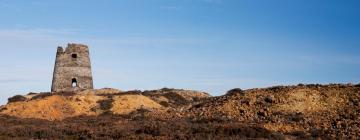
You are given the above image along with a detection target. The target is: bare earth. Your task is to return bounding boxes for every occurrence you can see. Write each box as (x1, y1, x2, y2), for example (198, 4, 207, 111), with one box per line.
(0, 84, 359, 139)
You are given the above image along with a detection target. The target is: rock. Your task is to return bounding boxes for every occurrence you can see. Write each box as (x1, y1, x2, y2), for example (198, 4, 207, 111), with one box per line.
(27, 92, 38, 95)
(257, 110, 267, 117)
(0, 106, 7, 112)
(226, 88, 245, 96)
(289, 113, 304, 122)
(264, 95, 275, 103)
(355, 83, 360, 87)
(8, 95, 27, 103)
(297, 83, 305, 87)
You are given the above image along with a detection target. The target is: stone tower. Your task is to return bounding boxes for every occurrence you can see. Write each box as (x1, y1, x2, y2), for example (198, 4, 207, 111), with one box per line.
(51, 43, 94, 92)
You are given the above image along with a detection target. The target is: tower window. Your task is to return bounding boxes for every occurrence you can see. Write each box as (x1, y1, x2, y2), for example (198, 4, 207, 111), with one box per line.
(72, 54, 77, 59)
(72, 78, 78, 87)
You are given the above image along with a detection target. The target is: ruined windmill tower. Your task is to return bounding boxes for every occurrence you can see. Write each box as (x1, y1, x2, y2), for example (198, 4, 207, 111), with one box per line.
(51, 43, 94, 92)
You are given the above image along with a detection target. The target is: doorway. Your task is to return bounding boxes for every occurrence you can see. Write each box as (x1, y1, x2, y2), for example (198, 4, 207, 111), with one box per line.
(72, 78, 78, 87)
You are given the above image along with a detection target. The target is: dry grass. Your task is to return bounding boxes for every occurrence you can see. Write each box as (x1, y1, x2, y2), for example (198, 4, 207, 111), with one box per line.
(111, 95, 163, 115)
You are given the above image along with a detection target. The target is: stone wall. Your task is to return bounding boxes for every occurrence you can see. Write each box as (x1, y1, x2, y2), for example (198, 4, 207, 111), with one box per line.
(51, 43, 94, 92)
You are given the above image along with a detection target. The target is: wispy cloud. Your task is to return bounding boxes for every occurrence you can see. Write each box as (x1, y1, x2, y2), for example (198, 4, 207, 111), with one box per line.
(0, 28, 79, 49)
(0, 28, 77, 36)
(0, 28, 208, 48)
(0, 79, 24, 83)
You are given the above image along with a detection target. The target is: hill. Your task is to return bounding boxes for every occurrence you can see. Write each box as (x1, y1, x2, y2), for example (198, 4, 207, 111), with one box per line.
(0, 88, 209, 120)
(0, 84, 359, 139)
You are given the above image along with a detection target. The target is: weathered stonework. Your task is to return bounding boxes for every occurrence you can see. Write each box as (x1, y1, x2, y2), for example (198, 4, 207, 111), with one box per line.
(51, 43, 94, 92)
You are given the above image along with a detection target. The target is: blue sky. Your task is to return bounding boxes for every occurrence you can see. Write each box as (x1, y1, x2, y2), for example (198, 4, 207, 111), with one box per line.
(0, 0, 359, 104)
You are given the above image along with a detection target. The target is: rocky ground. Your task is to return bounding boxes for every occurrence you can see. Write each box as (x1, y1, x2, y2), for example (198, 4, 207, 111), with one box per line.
(0, 84, 359, 139)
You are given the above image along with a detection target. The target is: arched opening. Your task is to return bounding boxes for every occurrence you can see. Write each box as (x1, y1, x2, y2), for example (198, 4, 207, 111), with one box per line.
(71, 54, 77, 59)
(72, 78, 78, 87)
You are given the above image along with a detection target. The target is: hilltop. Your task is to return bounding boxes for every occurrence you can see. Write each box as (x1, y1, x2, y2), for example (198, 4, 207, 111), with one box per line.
(0, 88, 209, 120)
(0, 84, 359, 139)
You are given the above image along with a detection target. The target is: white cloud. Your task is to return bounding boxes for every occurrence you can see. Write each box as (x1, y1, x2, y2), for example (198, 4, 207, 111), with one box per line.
(0, 28, 77, 48)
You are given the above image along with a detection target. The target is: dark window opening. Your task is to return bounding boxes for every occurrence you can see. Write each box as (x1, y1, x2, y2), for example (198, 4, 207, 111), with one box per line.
(72, 78, 78, 87)
(72, 54, 77, 59)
